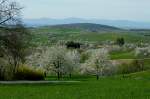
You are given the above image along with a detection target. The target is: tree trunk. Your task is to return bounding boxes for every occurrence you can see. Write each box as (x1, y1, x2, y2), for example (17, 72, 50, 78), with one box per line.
(44, 71, 47, 77)
(57, 72, 60, 80)
(96, 74, 99, 80)
(60, 72, 63, 79)
(69, 73, 72, 79)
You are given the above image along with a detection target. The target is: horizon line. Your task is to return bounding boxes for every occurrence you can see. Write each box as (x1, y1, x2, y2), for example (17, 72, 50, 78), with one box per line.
(22, 17, 150, 23)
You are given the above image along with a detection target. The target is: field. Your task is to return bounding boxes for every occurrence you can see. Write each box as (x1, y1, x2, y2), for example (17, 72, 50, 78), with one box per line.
(30, 24, 150, 45)
(1, 71, 150, 99)
(1, 0, 150, 98)
(1, 23, 150, 99)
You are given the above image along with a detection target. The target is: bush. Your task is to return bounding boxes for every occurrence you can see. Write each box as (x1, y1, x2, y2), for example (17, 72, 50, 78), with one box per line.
(116, 37, 125, 47)
(66, 41, 81, 49)
(117, 59, 144, 74)
(14, 66, 45, 81)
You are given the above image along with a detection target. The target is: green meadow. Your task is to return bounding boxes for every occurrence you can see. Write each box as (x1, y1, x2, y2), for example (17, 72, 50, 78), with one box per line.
(1, 71, 150, 99)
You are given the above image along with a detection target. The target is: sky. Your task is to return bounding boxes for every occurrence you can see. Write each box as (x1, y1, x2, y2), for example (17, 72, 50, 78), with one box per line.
(16, 0, 150, 22)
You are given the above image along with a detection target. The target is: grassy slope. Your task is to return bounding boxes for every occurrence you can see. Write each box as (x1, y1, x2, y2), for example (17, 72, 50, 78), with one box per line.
(110, 50, 136, 59)
(118, 70, 150, 80)
(1, 73, 150, 99)
(71, 32, 150, 43)
(30, 26, 150, 44)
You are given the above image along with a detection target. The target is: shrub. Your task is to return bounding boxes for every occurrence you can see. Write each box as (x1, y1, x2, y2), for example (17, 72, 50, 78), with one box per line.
(14, 66, 44, 81)
(116, 37, 125, 47)
(117, 59, 144, 74)
(66, 41, 81, 49)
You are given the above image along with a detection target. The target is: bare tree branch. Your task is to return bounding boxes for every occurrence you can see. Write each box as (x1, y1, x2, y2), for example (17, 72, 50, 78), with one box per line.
(0, 16, 12, 24)
(0, 0, 7, 5)
(0, 0, 22, 25)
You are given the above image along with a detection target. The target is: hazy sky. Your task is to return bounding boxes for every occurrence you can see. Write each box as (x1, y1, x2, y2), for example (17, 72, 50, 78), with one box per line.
(16, 0, 150, 22)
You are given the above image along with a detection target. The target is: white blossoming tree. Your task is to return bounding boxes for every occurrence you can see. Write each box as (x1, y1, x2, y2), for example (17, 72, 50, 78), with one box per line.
(26, 45, 81, 79)
(81, 48, 114, 80)
(64, 50, 80, 78)
(135, 46, 150, 58)
(41, 46, 67, 79)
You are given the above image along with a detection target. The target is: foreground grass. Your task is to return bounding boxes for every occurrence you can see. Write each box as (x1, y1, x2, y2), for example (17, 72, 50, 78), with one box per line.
(0, 74, 150, 99)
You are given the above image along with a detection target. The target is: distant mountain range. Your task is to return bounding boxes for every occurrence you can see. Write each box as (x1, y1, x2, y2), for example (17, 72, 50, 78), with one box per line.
(48, 23, 122, 32)
(23, 18, 150, 29)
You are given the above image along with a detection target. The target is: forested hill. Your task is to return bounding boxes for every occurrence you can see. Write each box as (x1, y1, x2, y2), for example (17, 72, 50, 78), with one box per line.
(47, 23, 122, 32)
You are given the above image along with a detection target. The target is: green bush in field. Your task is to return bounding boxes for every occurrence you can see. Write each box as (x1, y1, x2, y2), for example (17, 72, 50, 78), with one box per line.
(14, 66, 44, 81)
(116, 37, 125, 47)
(117, 59, 144, 74)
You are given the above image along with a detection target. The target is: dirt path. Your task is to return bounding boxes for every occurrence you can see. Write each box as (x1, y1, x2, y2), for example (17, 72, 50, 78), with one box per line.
(0, 81, 80, 84)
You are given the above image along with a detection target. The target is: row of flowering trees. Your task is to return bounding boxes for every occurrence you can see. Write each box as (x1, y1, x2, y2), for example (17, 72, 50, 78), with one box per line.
(27, 46, 81, 79)
(26, 46, 115, 80)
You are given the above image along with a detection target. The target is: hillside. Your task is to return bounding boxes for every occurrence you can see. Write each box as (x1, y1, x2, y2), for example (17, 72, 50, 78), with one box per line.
(48, 23, 122, 32)
(30, 23, 150, 45)
(23, 18, 150, 29)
